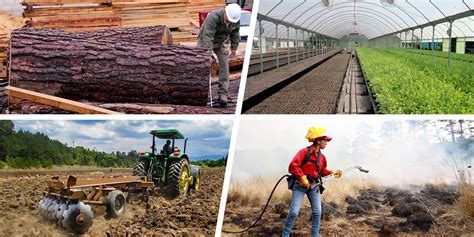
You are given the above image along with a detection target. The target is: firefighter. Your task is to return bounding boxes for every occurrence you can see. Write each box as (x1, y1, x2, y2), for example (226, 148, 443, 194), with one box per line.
(197, 3, 241, 107)
(282, 127, 342, 237)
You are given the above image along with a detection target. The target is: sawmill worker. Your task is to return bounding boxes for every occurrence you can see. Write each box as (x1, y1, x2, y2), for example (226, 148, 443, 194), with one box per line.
(282, 127, 343, 237)
(197, 3, 241, 107)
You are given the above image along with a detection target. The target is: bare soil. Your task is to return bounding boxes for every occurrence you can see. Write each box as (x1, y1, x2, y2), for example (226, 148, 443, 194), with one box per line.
(223, 185, 474, 236)
(0, 167, 225, 236)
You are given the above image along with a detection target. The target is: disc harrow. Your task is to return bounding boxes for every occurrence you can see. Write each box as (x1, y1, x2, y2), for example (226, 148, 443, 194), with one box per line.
(38, 175, 153, 235)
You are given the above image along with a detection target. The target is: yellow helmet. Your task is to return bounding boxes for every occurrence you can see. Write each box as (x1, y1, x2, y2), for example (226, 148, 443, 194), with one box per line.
(305, 127, 332, 142)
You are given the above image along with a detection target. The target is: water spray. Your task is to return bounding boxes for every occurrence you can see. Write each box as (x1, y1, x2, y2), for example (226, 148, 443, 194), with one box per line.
(222, 166, 370, 233)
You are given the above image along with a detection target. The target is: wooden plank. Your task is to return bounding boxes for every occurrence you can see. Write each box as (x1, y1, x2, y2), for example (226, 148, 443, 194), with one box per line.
(24, 6, 115, 17)
(112, 0, 189, 4)
(5, 86, 120, 114)
(22, 0, 112, 6)
(96, 103, 175, 114)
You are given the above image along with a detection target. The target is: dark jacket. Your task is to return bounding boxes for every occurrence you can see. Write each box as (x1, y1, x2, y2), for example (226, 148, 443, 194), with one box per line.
(198, 9, 240, 50)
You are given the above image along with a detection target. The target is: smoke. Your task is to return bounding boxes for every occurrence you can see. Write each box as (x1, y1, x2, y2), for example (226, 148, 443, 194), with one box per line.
(230, 119, 473, 188)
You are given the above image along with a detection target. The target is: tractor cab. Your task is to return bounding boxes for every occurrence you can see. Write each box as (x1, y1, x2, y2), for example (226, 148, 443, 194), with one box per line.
(134, 129, 200, 198)
(138, 129, 188, 160)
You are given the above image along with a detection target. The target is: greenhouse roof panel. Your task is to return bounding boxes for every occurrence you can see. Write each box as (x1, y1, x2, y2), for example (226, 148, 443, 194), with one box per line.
(258, 0, 474, 40)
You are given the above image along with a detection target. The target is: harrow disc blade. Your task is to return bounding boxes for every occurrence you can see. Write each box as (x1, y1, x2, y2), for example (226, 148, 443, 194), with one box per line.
(57, 203, 67, 224)
(62, 202, 93, 235)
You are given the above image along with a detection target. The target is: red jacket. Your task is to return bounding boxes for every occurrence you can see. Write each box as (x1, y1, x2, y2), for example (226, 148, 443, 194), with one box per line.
(288, 145, 332, 179)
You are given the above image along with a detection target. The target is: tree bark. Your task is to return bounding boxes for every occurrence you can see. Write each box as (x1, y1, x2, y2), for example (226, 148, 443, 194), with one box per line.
(9, 28, 211, 106)
(73, 26, 173, 45)
(0, 87, 7, 113)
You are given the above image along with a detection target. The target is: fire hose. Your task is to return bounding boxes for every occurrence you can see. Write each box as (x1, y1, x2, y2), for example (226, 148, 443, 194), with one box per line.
(222, 166, 369, 233)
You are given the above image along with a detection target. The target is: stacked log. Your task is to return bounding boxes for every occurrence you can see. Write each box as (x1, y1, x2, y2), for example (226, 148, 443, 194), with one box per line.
(71, 26, 172, 45)
(9, 28, 211, 106)
(0, 87, 7, 113)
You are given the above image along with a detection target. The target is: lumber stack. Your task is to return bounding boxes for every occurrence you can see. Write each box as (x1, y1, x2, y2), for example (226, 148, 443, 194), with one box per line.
(22, 0, 200, 43)
(9, 28, 212, 106)
(187, 0, 223, 24)
(112, 0, 196, 42)
(0, 34, 8, 78)
(22, 0, 121, 32)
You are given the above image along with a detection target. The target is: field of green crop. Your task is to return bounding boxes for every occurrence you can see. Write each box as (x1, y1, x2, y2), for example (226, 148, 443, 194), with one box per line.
(403, 48, 474, 62)
(356, 48, 473, 114)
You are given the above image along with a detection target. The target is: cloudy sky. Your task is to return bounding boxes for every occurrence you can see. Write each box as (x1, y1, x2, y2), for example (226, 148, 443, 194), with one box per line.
(13, 120, 233, 158)
(230, 117, 472, 186)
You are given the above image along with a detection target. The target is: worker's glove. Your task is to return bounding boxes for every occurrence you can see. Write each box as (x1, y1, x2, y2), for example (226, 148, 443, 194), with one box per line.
(332, 169, 342, 178)
(222, 43, 231, 55)
(298, 175, 310, 189)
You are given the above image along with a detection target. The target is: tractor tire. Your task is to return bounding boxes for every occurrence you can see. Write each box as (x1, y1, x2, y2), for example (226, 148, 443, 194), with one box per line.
(165, 159, 190, 199)
(133, 158, 149, 176)
(190, 165, 201, 190)
(106, 190, 126, 218)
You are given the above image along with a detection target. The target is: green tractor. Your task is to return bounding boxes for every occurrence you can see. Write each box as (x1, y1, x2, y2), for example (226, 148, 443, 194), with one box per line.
(133, 129, 201, 198)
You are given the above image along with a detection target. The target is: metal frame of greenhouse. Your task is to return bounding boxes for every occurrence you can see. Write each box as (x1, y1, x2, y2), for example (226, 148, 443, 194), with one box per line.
(254, 0, 474, 73)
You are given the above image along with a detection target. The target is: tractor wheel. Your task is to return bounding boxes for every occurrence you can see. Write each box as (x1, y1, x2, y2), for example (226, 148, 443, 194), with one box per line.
(190, 165, 201, 190)
(133, 158, 149, 176)
(165, 159, 191, 199)
(106, 190, 126, 218)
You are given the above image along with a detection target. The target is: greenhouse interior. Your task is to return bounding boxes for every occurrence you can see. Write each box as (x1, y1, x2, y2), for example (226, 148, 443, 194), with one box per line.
(244, 0, 473, 115)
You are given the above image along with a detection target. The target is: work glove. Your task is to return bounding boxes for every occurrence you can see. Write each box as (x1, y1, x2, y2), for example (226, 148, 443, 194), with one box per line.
(298, 175, 310, 189)
(332, 169, 342, 178)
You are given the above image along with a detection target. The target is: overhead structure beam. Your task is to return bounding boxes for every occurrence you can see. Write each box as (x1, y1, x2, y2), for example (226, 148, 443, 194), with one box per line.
(315, 13, 396, 36)
(320, 18, 389, 39)
(372, 10, 473, 40)
(257, 13, 337, 41)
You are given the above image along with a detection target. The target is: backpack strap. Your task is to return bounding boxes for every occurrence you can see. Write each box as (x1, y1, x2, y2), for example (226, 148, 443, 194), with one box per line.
(301, 146, 311, 166)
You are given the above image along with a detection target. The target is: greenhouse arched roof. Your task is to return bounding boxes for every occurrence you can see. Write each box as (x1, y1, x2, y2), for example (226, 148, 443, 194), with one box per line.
(257, 0, 474, 40)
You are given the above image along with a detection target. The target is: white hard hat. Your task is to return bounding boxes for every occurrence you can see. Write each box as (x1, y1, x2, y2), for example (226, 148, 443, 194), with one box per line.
(225, 3, 241, 23)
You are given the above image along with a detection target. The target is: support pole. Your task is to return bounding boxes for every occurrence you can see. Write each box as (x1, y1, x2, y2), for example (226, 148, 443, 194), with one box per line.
(420, 27, 424, 50)
(400, 32, 402, 48)
(296, 29, 298, 61)
(259, 19, 263, 74)
(448, 21, 453, 69)
(302, 31, 305, 59)
(411, 29, 414, 49)
(316, 35, 319, 54)
(431, 25, 435, 63)
(276, 23, 279, 68)
(404, 31, 407, 48)
(287, 26, 290, 65)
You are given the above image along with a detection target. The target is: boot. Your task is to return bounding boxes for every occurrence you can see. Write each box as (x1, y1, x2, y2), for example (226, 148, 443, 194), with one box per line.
(219, 94, 228, 108)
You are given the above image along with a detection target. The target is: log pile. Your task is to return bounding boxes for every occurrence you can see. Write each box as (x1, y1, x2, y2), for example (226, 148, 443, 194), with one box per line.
(9, 27, 212, 106)
(0, 87, 7, 113)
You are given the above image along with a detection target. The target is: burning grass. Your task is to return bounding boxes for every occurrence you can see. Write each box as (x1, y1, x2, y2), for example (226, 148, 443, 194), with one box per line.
(455, 169, 474, 219)
(226, 176, 378, 208)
